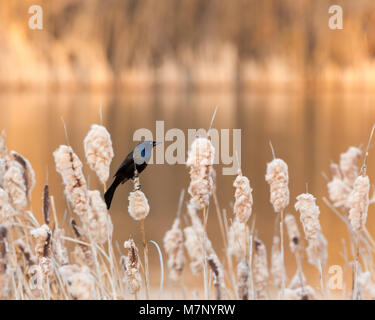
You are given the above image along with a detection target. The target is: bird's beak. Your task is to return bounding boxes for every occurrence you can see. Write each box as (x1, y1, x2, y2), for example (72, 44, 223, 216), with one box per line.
(153, 141, 162, 147)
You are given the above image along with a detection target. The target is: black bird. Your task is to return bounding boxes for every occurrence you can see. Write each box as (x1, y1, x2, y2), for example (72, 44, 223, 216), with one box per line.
(104, 140, 159, 209)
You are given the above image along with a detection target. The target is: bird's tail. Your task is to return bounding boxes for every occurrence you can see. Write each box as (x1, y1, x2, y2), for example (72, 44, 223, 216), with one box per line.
(104, 177, 122, 210)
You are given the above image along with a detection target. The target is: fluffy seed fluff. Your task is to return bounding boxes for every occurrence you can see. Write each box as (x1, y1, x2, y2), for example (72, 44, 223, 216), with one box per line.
(306, 232, 328, 268)
(3, 161, 27, 211)
(60, 264, 97, 300)
(237, 259, 250, 300)
(0, 188, 15, 223)
(295, 193, 321, 241)
(284, 214, 300, 253)
(128, 190, 150, 221)
(233, 172, 253, 223)
(186, 138, 215, 210)
(123, 238, 142, 295)
(9, 151, 35, 198)
(53, 145, 90, 216)
(163, 217, 185, 281)
(348, 175, 370, 232)
(207, 252, 225, 300)
(227, 218, 248, 260)
(30, 224, 52, 279)
(327, 163, 351, 208)
(340, 146, 362, 186)
(84, 124, 114, 185)
(265, 158, 289, 213)
(86, 190, 113, 243)
(253, 239, 269, 300)
(184, 226, 204, 274)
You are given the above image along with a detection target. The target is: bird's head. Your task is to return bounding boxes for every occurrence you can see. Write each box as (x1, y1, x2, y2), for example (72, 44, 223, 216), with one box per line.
(133, 140, 161, 165)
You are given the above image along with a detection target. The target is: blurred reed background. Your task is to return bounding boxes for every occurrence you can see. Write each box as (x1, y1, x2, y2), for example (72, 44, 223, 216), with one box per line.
(1, 0, 375, 296)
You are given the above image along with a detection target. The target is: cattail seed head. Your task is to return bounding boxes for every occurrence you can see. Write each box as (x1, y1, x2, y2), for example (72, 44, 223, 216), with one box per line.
(30, 224, 52, 259)
(84, 124, 114, 184)
(60, 264, 97, 300)
(284, 214, 301, 253)
(10, 151, 35, 198)
(85, 190, 112, 243)
(233, 173, 253, 223)
(207, 252, 225, 300)
(306, 232, 328, 268)
(265, 158, 289, 213)
(53, 145, 90, 216)
(227, 219, 248, 260)
(187, 138, 215, 210)
(123, 238, 142, 295)
(184, 226, 204, 274)
(237, 259, 250, 300)
(253, 239, 269, 300)
(163, 217, 185, 281)
(128, 190, 150, 221)
(340, 146, 362, 186)
(348, 175, 370, 232)
(3, 161, 27, 211)
(295, 193, 321, 241)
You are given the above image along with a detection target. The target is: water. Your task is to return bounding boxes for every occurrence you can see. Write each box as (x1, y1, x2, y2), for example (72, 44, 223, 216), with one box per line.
(1, 90, 375, 291)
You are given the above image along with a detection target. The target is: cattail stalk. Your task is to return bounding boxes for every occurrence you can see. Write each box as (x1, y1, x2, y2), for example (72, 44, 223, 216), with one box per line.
(265, 144, 289, 299)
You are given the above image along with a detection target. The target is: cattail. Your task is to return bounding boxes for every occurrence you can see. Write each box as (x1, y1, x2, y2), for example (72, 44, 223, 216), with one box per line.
(9, 151, 35, 198)
(186, 203, 213, 251)
(0, 225, 9, 299)
(53, 228, 69, 266)
(265, 158, 289, 213)
(295, 193, 321, 241)
(30, 224, 51, 259)
(285, 285, 316, 300)
(285, 272, 316, 300)
(3, 161, 27, 211)
(53, 145, 90, 216)
(306, 232, 328, 268)
(184, 226, 204, 274)
(15, 239, 37, 268)
(31, 224, 52, 278)
(327, 177, 351, 208)
(340, 146, 362, 186)
(348, 175, 370, 232)
(85, 190, 112, 243)
(123, 238, 142, 295)
(186, 138, 215, 210)
(128, 190, 150, 221)
(271, 236, 284, 289)
(237, 259, 250, 300)
(207, 252, 225, 300)
(358, 271, 375, 299)
(233, 172, 253, 223)
(253, 239, 269, 300)
(284, 214, 300, 253)
(42, 184, 50, 225)
(227, 219, 248, 259)
(163, 217, 185, 281)
(84, 124, 114, 185)
(71, 219, 94, 267)
(0, 188, 14, 223)
(60, 264, 97, 300)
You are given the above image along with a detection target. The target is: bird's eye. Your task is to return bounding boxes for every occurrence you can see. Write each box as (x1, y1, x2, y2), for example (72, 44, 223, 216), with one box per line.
(141, 148, 146, 157)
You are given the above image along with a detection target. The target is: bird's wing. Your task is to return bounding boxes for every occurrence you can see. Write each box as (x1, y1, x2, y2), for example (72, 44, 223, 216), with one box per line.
(114, 150, 134, 177)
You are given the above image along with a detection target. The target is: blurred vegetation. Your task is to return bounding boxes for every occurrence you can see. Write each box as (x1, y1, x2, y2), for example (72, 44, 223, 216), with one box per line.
(1, 0, 375, 90)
